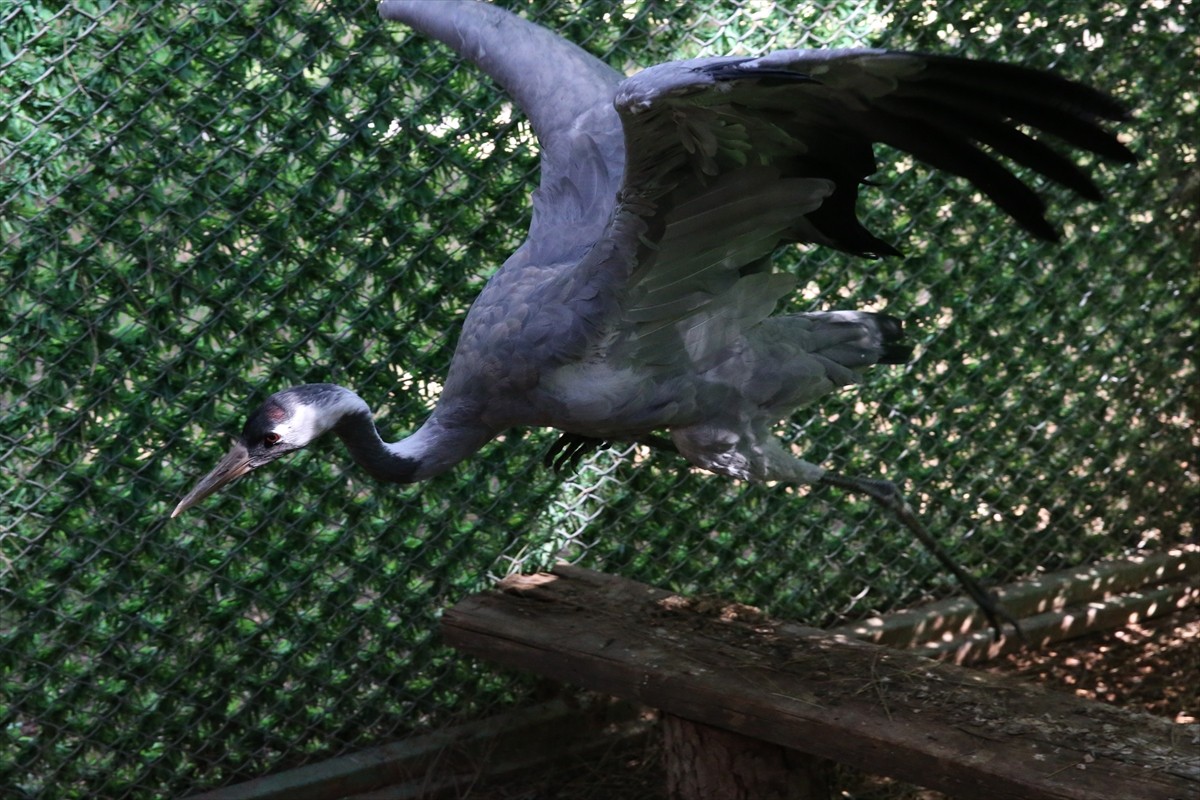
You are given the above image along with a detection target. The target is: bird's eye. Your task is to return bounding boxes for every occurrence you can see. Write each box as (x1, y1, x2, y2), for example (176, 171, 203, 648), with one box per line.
(264, 432, 281, 447)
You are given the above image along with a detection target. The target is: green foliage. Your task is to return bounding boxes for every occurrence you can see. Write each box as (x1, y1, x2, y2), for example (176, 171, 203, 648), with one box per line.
(1, 0, 1195, 797)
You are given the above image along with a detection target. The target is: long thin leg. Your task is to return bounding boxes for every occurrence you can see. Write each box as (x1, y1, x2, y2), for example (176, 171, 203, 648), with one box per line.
(544, 433, 1021, 642)
(818, 473, 1024, 643)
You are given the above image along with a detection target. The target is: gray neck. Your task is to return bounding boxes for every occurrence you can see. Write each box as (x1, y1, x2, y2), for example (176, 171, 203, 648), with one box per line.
(332, 408, 493, 484)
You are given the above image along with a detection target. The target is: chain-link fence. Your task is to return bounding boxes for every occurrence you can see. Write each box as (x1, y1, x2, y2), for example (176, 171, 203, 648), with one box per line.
(2, 0, 1195, 797)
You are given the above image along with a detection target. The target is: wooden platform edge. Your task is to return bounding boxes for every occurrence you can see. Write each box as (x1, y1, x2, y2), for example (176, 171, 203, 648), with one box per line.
(443, 564, 1200, 800)
(186, 697, 650, 800)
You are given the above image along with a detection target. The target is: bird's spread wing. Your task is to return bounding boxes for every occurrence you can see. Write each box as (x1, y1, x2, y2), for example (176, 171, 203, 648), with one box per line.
(597, 49, 1134, 365)
(378, 0, 625, 262)
(379, 3, 1133, 375)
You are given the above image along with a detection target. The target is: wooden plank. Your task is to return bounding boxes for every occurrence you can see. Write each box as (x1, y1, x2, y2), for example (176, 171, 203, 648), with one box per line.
(443, 565, 1200, 800)
(187, 698, 649, 800)
(908, 580, 1199, 663)
(833, 546, 1200, 658)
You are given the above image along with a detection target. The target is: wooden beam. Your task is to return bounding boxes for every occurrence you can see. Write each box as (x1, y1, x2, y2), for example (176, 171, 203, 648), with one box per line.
(187, 698, 650, 800)
(833, 546, 1199, 661)
(442, 565, 1200, 800)
(908, 580, 1198, 663)
(662, 714, 833, 800)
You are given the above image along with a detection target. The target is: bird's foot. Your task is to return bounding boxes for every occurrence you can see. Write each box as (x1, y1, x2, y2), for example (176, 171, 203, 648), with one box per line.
(819, 473, 1025, 645)
(544, 433, 610, 473)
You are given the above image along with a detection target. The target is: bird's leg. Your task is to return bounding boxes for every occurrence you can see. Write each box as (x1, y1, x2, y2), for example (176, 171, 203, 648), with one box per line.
(544, 432, 679, 473)
(818, 473, 1024, 644)
(544, 433, 609, 472)
(631, 433, 679, 453)
(541, 433, 1020, 641)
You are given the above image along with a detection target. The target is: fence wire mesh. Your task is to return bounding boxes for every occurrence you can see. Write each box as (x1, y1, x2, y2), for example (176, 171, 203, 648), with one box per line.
(1, 0, 1196, 797)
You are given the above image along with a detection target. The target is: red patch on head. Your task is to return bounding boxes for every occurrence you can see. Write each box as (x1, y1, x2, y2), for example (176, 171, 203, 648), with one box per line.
(265, 403, 287, 422)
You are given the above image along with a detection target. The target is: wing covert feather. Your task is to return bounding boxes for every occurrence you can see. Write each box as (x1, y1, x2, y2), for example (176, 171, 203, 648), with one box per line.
(593, 47, 1131, 366)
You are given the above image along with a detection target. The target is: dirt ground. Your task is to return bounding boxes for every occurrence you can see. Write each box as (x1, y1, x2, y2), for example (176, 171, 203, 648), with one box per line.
(465, 602, 1199, 799)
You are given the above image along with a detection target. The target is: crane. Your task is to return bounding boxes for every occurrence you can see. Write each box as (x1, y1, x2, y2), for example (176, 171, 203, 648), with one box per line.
(172, 1, 1133, 636)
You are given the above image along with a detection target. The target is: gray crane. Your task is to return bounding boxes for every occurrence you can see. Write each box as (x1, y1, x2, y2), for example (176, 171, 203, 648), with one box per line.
(173, 1, 1133, 635)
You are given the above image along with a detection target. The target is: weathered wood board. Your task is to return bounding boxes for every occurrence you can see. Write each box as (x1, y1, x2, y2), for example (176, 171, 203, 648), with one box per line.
(443, 565, 1199, 800)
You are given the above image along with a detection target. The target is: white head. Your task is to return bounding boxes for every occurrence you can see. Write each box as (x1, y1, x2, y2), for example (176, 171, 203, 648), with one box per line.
(171, 384, 367, 517)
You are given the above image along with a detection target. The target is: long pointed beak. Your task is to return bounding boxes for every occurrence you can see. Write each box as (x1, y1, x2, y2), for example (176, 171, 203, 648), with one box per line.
(171, 440, 254, 518)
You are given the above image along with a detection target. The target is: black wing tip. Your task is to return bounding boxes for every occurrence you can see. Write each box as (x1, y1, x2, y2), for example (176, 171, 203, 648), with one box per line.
(870, 241, 905, 259)
(907, 53, 1138, 159)
(912, 52, 1131, 111)
(1027, 217, 1062, 243)
(1081, 89, 1135, 124)
(1108, 137, 1139, 164)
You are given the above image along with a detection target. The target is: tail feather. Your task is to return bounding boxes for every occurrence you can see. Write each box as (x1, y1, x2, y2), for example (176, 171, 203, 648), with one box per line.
(873, 314, 914, 364)
(803, 310, 913, 368)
